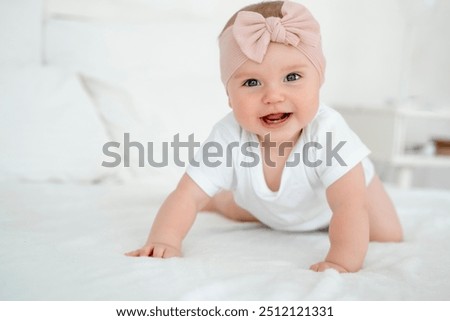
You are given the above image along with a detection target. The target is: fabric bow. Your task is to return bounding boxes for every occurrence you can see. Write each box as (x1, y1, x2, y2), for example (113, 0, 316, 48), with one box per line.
(232, 1, 320, 63)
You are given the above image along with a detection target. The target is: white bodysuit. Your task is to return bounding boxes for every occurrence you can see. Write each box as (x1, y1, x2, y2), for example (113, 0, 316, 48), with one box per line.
(186, 104, 374, 231)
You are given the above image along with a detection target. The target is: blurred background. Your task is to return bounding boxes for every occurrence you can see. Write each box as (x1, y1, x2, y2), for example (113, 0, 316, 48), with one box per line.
(0, 0, 449, 189)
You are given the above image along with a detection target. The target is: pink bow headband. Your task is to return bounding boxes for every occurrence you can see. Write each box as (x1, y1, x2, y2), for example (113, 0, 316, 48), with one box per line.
(219, 1, 326, 87)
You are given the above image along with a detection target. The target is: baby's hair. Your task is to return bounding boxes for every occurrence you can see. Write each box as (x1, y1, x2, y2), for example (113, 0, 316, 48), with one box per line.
(220, 1, 284, 35)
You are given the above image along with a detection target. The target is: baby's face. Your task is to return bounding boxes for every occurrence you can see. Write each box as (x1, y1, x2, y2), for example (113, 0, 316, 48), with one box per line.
(227, 43, 321, 144)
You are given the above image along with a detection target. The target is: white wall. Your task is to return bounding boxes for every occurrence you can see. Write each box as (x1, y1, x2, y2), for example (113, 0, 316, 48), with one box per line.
(41, 0, 450, 108)
(0, 0, 41, 65)
(306, 0, 449, 110)
(40, 0, 450, 110)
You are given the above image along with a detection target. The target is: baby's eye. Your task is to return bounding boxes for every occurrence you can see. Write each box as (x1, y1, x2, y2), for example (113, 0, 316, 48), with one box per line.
(243, 79, 261, 87)
(284, 73, 301, 82)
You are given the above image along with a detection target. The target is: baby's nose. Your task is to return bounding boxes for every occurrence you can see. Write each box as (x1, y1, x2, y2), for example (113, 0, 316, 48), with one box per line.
(262, 85, 285, 105)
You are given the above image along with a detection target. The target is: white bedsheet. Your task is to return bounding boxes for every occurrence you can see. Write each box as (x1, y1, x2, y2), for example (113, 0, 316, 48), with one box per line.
(1, 181, 450, 300)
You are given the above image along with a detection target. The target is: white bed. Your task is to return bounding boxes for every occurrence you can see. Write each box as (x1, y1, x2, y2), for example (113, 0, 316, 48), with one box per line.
(1, 181, 450, 300)
(1, 0, 450, 301)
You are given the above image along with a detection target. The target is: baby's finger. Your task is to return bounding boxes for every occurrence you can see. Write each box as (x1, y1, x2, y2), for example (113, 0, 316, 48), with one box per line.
(152, 246, 166, 258)
(310, 261, 348, 273)
(163, 247, 181, 258)
(139, 246, 154, 257)
(320, 262, 347, 273)
(310, 262, 331, 272)
(125, 249, 141, 257)
(316, 263, 331, 272)
(310, 262, 326, 272)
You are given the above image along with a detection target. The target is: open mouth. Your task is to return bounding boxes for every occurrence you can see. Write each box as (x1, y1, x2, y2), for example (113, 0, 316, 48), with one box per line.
(260, 112, 292, 126)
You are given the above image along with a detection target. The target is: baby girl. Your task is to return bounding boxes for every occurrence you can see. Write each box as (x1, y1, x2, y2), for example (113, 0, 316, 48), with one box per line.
(126, 1, 403, 273)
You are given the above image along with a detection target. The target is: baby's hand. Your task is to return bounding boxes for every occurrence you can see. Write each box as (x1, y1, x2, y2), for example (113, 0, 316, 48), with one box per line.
(125, 242, 181, 258)
(310, 261, 348, 273)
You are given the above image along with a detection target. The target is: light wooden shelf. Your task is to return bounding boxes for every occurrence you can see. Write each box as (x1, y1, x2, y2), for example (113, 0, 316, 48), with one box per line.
(335, 105, 450, 188)
(392, 154, 450, 167)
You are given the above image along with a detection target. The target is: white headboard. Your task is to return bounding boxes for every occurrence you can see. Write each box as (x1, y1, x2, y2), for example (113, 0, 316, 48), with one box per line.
(44, 0, 166, 22)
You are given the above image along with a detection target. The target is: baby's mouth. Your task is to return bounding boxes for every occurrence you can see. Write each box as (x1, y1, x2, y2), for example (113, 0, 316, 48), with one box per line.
(260, 112, 292, 125)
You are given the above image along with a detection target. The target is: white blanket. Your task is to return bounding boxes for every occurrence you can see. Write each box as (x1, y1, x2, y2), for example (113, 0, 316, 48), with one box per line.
(1, 181, 449, 300)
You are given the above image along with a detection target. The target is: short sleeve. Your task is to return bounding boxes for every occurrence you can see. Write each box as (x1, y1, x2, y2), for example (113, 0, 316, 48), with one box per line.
(308, 107, 371, 188)
(186, 114, 238, 197)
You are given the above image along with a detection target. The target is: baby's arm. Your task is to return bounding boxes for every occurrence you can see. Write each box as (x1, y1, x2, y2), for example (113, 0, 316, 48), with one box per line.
(126, 173, 210, 258)
(310, 163, 369, 273)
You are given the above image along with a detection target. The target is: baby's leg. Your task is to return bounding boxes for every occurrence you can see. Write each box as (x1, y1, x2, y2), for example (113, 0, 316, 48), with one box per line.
(201, 190, 259, 222)
(366, 175, 403, 242)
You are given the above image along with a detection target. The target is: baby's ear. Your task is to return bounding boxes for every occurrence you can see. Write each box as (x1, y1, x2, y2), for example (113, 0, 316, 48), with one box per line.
(224, 88, 233, 109)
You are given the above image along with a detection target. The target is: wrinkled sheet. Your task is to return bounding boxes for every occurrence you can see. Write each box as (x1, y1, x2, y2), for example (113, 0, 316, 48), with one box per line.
(1, 181, 449, 300)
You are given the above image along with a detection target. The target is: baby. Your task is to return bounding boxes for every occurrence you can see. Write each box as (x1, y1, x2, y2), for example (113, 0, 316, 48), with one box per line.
(126, 1, 403, 272)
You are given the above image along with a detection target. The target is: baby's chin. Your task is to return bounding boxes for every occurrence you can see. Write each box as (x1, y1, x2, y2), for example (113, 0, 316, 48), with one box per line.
(256, 128, 303, 145)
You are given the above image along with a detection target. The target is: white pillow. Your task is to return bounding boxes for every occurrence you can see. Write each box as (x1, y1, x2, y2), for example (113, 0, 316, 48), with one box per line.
(44, 17, 230, 185)
(78, 74, 198, 188)
(0, 65, 113, 183)
(79, 74, 149, 183)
